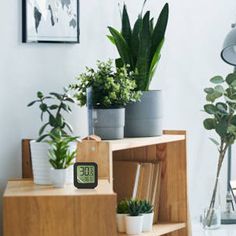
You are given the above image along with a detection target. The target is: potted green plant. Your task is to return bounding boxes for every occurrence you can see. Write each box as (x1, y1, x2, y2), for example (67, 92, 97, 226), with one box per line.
(140, 200, 154, 232)
(116, 200, 129, 233)
(70, 60, 141, 140)
(48, 134, 77, 188)
(108, 1, 169, 137)
(28, 89, 77, 185)
(202, 73, 236, 229)
(125, 200, 143, 235)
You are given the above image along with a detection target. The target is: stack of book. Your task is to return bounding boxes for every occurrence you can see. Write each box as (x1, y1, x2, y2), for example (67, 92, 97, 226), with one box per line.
(113, 161, 162, 223)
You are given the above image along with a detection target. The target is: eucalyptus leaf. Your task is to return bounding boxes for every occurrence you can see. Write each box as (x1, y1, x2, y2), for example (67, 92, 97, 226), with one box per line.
(210, 76, 224, 84)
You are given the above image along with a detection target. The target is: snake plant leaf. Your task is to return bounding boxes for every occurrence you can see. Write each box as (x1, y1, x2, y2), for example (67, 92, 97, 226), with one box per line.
(106, 35, 115, 44)
(136, 11, 151, 91)
(122, 4, 132, 47)
(108, 26, 132, 67)
(149, 17, 154, 34)
(148, 54, 160, 88)
(131, 17, 142, 68)
(151, 3, 169, 59)
(149, 38, 164, 77)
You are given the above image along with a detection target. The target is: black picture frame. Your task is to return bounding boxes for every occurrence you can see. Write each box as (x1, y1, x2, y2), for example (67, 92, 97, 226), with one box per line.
(22, 0, 80, 43)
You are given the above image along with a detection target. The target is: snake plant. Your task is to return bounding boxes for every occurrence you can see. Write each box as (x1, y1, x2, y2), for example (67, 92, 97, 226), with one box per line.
(108, 1, 169, 91)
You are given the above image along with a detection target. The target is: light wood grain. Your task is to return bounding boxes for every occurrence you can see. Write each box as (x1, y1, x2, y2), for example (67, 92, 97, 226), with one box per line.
(108, 135, 185, 151)
(118, 223, 186, 236)
(3, 180, 117, 236)
(4, 180, 113, 196)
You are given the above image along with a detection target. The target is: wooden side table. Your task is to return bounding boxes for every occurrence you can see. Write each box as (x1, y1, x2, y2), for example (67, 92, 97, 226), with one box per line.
(3, 180, 117, 236)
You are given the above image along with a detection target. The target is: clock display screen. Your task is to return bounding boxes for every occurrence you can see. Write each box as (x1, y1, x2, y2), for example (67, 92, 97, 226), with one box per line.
(77, 165, 95, 184)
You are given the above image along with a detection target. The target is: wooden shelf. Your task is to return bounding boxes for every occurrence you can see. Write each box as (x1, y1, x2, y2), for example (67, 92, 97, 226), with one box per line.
(118, 223, 186, 236)
(4, 179, 114, 197)
(106, 135, 185, 151)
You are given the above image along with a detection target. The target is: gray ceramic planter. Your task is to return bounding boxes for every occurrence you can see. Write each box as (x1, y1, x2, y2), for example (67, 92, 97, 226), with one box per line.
(92, 108, 125, 140)
(125, 90, 163, 137)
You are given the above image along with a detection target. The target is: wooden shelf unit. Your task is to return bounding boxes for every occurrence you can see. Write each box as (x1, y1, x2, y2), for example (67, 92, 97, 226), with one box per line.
(77, 130, 191, 236)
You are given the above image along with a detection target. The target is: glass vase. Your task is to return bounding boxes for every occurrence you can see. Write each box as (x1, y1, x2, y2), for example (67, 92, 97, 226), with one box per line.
(202, 177, 221, 230)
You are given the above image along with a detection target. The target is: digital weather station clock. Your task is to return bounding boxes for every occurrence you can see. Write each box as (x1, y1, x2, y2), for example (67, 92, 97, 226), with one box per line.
(74, 162, 98, 189)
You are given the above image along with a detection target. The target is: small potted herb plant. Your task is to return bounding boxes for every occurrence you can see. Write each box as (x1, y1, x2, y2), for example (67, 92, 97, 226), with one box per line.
(70, 60, 141, 140)
(116, 200, 129, 233)
(48, 133, 77, 188)
(108, 1, 169, 137)
(125, 200, 143, 235)
(28, 89, 77, 185)
(140, 200, 154, 232)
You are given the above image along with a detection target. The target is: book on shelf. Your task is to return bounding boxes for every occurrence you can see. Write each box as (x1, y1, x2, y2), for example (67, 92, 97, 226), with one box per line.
(113, 160, 162, 223)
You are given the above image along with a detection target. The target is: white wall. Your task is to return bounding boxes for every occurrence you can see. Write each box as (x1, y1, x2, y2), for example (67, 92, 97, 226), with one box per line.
(0, 0, 236, 234)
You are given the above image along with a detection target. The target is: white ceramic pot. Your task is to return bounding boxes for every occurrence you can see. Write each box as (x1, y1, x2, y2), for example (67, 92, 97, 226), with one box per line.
(125, 215, 143, 235)
(30, 141, 51, 185)
(116, 214, 127, 233)
(142, 212, 154, 232)
(50, 168, 67, 188)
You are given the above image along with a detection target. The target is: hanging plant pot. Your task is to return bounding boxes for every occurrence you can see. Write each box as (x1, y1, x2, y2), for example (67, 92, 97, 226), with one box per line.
(92, 108, 125, 140)
(125, 90, 163, 137)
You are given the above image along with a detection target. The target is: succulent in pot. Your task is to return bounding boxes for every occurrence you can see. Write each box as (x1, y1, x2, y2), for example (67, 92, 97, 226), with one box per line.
(107, 0, 169, 137)
(116, 200, 129, 233)
(140, 200, 154, 232)
(48, 133, 78, 188)
(125, 200, 143, 235)
(28, 88, 77, 185)
(70, 60, 141, 140)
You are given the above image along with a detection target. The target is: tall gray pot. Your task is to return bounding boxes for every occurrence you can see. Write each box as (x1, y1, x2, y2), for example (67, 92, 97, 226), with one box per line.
(125, 90, 163, 137)
(92, 108, 125, 140)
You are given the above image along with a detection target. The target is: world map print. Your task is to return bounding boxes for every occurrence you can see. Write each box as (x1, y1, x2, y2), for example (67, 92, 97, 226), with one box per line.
(25, 0, 79, 42)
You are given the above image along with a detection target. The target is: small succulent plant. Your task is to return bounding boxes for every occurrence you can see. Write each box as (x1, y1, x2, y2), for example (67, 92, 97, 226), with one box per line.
(140, 200, 153, 214)
(127, 199, 142, 216)
(117, 200, 129, 214)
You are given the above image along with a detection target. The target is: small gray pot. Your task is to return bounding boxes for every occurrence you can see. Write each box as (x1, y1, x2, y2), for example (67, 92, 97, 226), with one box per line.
(92, 108, 125, 140)
(125, 90, 163, 137)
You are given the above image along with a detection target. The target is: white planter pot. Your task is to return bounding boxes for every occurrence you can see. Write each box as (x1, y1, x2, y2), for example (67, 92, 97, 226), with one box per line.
(30, 141, 51, 185)
(116, 214, 127, 233)
(125, 215, 143, 235)
(50, 168, 67, 188)
(142, 212, 154, 232)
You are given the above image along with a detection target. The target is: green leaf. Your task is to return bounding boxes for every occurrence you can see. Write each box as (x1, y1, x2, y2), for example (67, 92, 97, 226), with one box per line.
(203, 118, 216, 130)
(27, 100, 38, 107)
(49, 105, 58, 110)
(204, 104, 217, 114)
(108, 26, 132, 67)
(121, 4, 132, 47)
(226, 73, 236, 85)
(37, 134, 49, 142)
(151, 3, 169, 59)
(39, 123, 49, 136)
(206, 91, 222, 103)
(215, 118, 228, 137)
(204, 88, 214, 94)
(131, 17, 142, 67)
(37, 91, 44, 99)
(231, 115, 236, 126)
(106, 35, 115, 44)
(50, 92, 62, 100)
(216, 102, 227, 114)
(214, 85, 224, 94)
(40, 103, 47, 112)
(136, 11, 152, 90)
(115, 58, 124, 69)
(210, 76, 224, 84)
(209, 137, 220, 146)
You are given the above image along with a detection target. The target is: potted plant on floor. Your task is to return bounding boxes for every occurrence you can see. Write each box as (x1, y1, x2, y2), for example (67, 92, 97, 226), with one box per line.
(48, 133, 77, 188)
(116, 200, 129, 233)
(70, 60, 141, 140)
(202, 73, 236, 229)
(140, 200, 154, 232)
(125, 200, 143, 235)
(107, 1, 169, 137)
(28, 88, 77, 185)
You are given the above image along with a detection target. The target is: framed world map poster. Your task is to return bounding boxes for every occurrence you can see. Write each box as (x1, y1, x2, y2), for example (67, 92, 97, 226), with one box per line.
(22, 0, 79, 43)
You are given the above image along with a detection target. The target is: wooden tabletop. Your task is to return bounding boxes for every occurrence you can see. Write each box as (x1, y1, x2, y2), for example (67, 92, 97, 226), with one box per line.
(4, 179, 115, 197)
